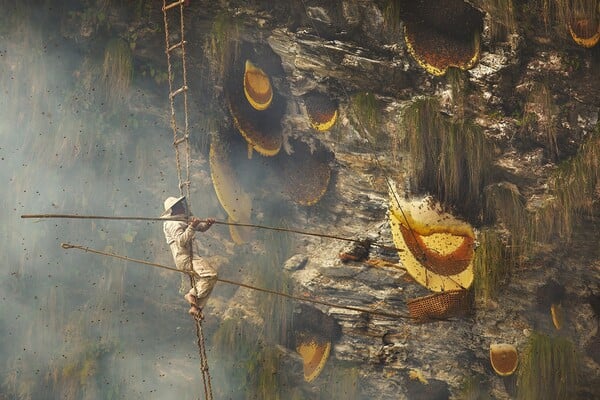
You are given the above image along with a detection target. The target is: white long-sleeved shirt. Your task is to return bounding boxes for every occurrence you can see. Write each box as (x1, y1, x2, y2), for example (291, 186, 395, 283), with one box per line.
(163, 217, 199, 271)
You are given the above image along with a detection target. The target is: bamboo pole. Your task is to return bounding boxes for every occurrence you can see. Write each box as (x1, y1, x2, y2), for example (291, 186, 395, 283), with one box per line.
(22, 213, 186, 222)
(61, 242, 422, 321)
(22, 213, 403, 253)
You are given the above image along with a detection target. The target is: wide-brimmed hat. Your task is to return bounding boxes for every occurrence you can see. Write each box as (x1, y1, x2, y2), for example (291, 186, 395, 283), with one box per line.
(161, 196, 186, 217)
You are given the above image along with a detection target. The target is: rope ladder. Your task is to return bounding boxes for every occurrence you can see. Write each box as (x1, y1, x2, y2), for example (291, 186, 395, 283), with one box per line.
(161, 1, 213, 399)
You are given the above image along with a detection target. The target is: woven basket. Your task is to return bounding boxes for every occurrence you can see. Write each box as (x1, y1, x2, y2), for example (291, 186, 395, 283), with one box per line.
(407, 289, 471, 321)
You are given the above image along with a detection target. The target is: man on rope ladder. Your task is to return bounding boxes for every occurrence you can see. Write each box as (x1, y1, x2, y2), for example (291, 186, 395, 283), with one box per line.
(162, 195, 217, 318)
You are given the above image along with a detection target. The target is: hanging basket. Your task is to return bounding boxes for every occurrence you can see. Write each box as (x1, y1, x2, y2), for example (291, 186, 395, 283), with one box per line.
(407, 289, 471, 321)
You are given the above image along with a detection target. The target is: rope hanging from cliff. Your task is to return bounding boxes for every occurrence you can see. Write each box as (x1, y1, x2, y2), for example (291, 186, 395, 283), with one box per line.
(162, 0, 192, 205)
(162, 2, 213, 399)
(194, 314, 213, 400)
(60, 242, 439, 321)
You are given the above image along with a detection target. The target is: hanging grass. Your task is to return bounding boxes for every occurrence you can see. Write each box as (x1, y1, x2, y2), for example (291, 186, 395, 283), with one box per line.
(102, 38, 133, 105)
(446, 67, 471, 120)
(517, 332, 579, 400)
(455, 375, 493, 400)
(523, 125, 599, 245)
(484, 182, 533, 262)
(212, 317, 290, 399)
(382, 0, 403, 34)
(253, 221, 294, 344)
(212, 316, 266, 396)
(546, 126, 600, 239)
(212, 318, 260, 365)
(351, 92, 379, 132)
(480, 0, 517, 40)
(524, 82, 559, 160)
(482, 125, 599, 269)
(473, 228, 512, 303)
(402, 97, 493, 219)
(204, 12, 241, 85)
(211, 217, 295, 398)
(247, 346, 286, 400)
(317, 365, 361, 400)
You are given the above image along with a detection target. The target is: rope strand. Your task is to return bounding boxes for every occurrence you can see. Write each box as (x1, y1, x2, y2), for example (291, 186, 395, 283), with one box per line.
(162, 1, 211, 397)
(60, 242, 432, 321)
(195, 318, 213, 399)
(162, 0, 192, 205)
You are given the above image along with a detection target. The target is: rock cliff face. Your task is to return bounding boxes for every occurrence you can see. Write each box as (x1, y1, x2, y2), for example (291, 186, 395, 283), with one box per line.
(179, 1, 600, 399)
(3, 0, 599, 399)
(175, 1, 599, 399)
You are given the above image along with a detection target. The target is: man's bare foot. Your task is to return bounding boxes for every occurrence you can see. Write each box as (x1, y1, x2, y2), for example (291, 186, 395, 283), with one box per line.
(184, 293, 197, 305)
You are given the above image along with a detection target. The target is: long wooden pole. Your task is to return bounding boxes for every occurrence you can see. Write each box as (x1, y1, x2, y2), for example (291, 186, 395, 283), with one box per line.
(22, 213, 187, 222)
(60, 242, 420, 321)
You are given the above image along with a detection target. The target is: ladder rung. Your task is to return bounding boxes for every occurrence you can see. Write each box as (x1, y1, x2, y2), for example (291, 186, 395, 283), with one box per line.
(174, 136, 188, 145)
(169, 86, 188, 98)
(163, 0, 184, 11)
(168, 41, 186, 52)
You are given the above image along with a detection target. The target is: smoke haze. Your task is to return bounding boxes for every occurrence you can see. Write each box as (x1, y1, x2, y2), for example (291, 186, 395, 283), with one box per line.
(0, 3, 232, 399)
